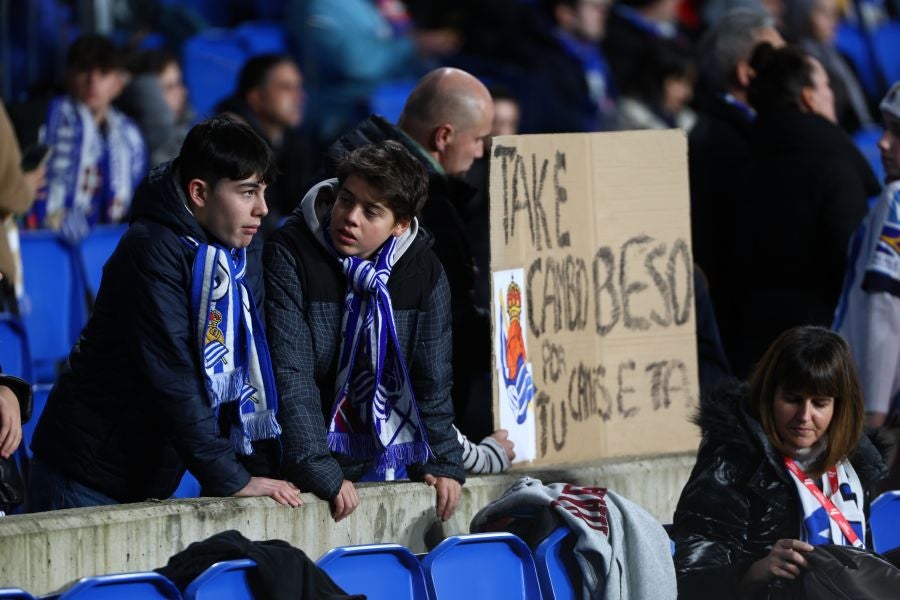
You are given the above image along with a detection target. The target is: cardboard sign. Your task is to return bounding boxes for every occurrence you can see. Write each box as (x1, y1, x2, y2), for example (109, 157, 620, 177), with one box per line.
(489, 130, 699, 465)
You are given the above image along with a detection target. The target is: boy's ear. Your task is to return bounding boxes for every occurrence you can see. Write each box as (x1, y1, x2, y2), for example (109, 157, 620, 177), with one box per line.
(392, 215, 412, 237)
(187, 178, 208, 209)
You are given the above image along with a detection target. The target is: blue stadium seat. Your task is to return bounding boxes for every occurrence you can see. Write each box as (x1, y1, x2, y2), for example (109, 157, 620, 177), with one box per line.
(182, 30, 248, 118)
(853, 126, 886, 199)
(534, 527, 580, 600)
(0, 313, 32, 381)
(421, 533, 543, 600)
(369, 79, 418, 125)
(79, 224, 127, 298)
(871, 490, 900, 554)
(18, 230, 87, 383)
(0, 589, 36, 599)
(183, 558, 256, 600)
(170, 471, 202, 499)
(317, 543, 429, 600)
(234, 21, 288, 56)
(834, 22, 883, 102)
(57, 572, 181, 599)
(20, 383, 51, 460)
(873, 20, 900, 88)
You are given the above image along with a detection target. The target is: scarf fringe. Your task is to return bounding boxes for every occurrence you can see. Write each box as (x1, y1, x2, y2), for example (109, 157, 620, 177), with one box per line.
(327, 431, 377, 457)
(241, 410, 282, 441)
(207, 369, 247, 408)
(231, 426, 255, 456)
(374, 441, 432, 473)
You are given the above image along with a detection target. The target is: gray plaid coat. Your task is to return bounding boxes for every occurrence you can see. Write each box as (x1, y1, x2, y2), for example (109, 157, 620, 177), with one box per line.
(264, 209, 464, 500)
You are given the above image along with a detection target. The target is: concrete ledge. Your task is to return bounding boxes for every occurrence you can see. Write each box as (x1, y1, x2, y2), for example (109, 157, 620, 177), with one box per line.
(0, 452, 696, 594)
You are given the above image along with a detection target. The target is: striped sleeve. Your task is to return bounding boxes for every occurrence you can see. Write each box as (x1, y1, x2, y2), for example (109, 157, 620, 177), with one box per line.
(456, 426, 511, 474)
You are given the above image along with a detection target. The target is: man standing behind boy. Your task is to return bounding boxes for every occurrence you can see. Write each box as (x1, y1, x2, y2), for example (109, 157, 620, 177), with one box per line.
(29, 117, 300, 510)
(265, 141, 464, 523)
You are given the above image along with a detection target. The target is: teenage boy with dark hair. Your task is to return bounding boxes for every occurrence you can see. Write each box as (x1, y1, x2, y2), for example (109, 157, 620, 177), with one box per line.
(265, 140, 464, 523)
(29, 117, 301, 511)
(26, 33, 146, 238)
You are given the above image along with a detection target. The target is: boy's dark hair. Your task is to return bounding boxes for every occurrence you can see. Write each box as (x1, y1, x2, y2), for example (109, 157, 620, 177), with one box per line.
(236, 54, 295, 98)
(177, 116, 278, 194)
(629, 40, 696, 104)
(336, 141, 429, 220)
(748, 43, 815, 115)
(66, 34, 123, 73)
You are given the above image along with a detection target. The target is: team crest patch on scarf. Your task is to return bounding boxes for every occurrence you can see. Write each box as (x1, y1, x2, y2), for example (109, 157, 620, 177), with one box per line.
(323, 220, 431, 473)
(186, 237, 281, 455)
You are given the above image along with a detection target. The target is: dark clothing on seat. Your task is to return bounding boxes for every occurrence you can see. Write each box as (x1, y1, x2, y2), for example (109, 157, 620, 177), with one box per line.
(726, 111, 880, 377)
(324, 116, 491, 439)
(156, 529, 362, 600)
(31, 162, 258, 504)
(264, 199, 464, 501)
(673, 383, 888, 600)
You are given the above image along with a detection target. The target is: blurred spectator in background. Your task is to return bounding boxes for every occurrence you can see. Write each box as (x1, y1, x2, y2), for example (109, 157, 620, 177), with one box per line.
(25, 34, 146, 241)
(0, 102, 46, 313)
(689, 8, 783, 344)
(784, 0, 874, 132)
(117, 50, 194, 167)
(286, 0, 460, 148)
(217, 54, 307, 233)
(614, 40, 697, 130)
(834, 82, 900, 490)
(534, 0, 617, 132)
(727, 43, 879, 377)
(603, 0, 685, 94)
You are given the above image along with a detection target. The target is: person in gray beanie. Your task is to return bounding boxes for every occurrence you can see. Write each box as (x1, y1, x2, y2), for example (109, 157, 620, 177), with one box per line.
(834, 81, 900, 491)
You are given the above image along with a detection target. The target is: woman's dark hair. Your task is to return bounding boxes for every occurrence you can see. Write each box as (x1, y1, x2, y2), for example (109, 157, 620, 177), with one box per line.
(748, 43, 816, 114)
(177, 116, 277, 194)
(748, 326, 864, 476)
(336, 141, 428, 220)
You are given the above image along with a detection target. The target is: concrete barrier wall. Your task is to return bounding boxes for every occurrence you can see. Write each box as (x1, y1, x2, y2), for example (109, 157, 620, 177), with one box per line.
(0, 452, 696, 595)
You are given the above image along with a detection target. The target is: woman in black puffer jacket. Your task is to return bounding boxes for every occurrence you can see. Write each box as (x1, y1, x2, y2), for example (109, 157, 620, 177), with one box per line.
(672, 326, 888, 599)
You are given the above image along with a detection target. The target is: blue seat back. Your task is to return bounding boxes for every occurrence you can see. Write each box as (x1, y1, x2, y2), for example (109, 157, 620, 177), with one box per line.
(534, 527, 581, 600)
(184, 558, 256, 600)
(0, 589, 36, 599)
(0, 313, 32, 381)
(873, 21, 900, 87)
(19, 230, 87, 383)
(871, 490, 900, 554)
(234, 21, 288, 56)
(58, 572, 181, 599)
(182, 30, 248, 118)
(834, 23, 883, 102)
(79, 224, 127, 297)
(369, 79, 417, 125)
(317, 543, 428, 600)
(422, 533, 543, 600)
(21, 383, 51, 459)
(170, 470, 202, 499)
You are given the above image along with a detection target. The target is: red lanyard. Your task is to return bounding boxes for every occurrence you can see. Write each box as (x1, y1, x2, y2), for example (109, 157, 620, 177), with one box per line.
(783, 457, 863, 547)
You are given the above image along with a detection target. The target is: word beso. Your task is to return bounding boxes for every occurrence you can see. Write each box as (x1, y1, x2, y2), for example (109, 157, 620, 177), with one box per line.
(525, 236, 693, 339)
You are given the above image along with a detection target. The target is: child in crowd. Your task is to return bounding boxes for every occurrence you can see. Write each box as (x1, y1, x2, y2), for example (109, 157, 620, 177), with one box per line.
(265, 141, 465, 523)
(26, 34, 146, 239)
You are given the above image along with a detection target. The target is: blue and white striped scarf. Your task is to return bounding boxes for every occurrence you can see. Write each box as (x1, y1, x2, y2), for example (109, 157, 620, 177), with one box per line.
(324, 223, 431, 473)
(187, 238, 281, 455)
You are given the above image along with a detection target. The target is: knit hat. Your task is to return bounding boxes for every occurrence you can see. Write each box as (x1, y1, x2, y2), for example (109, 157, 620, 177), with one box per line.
(881, 82, 900, 121)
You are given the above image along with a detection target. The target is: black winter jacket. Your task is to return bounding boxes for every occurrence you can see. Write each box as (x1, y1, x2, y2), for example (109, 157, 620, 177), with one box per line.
(672, 383, 888, 599)
(324, 116, 491, 439)
(263, 187, 464, 501)
(726, 111, 880, 377)
(31, 162, 258, 502)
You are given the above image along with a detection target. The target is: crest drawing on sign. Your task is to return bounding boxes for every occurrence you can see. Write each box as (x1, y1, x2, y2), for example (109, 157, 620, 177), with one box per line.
(493, 268, 537, 463)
